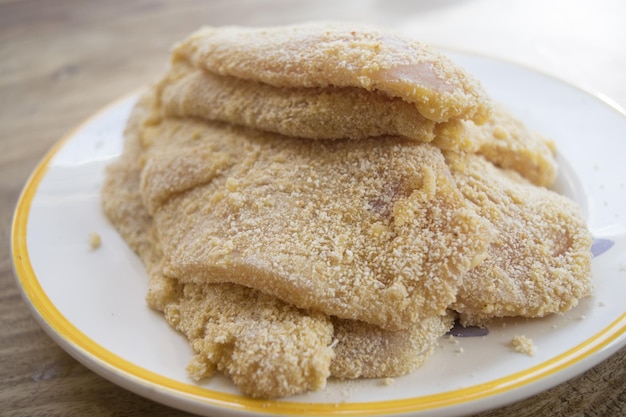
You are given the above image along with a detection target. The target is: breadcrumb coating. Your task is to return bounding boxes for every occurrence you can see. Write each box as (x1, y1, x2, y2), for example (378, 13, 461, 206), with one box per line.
(476, 105, 557, 187)
(103, 104, 335, 398)
(446, 152, 592, 326)
(100, 22, 593, 399)
(139, 115, 490, 330)
(102, 92, 159, 265)
(172, 22, 492, 124)
(330, 312, 454, 379)
(169, 281, 334, 398)
(102, 97, 454, 397)
(433, 105, 557, 187)
(159, 60, 437, 141)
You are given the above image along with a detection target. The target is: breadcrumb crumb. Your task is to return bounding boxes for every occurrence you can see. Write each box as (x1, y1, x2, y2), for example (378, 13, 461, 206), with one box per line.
(88, 232, 101, 250)
(511, 335, 536, 356)
(381, 378, 394, 386)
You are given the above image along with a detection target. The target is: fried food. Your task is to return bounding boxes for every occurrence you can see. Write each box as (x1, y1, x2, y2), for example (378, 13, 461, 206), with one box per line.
(445, 152, 592, 326)
(137, 106, 490, 331)
(158, 60, 438, 141)
(171, 22, 492, 124)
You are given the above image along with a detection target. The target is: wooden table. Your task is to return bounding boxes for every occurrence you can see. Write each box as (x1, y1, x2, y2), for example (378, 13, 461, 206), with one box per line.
(1, 1, 624, 416)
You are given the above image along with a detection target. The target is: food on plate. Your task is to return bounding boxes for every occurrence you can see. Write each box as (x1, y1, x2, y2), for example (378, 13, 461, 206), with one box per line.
(102, 22, 592, 399)
(474, 105, 557, 187)
(445, 151, 593, 326)
(159, 60, 438, 140)
(104, 114, 335, 398)
(138, 113, 490, 331)
(433, 105, 557, 187)
(102, 111, 454, 398)
(329, 312, 453, 379)
(170, 22, 492, 125)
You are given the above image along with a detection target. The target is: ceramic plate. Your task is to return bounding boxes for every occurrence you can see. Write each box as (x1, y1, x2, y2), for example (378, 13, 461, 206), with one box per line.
(12, 52, 626, 417)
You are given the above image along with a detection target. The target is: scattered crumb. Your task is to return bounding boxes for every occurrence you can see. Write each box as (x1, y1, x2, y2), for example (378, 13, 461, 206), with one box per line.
(446, 335, 459, 345)
(619, 263, 626, 271)
(598, 301, 606, 307)
(336, 379, 359, 402)
(381, 378, 394, 386)
(455, 346, 464, 354)
(88, 232, 102, 250)
(511, 335, 536, 356)
(577, 315, 586, 320)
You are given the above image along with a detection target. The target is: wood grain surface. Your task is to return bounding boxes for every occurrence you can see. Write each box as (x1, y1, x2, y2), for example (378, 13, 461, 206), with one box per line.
(1, 1, 624, 416)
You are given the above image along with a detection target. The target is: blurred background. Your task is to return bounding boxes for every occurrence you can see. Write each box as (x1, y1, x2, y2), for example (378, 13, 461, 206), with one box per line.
(1, 1, 624, 416)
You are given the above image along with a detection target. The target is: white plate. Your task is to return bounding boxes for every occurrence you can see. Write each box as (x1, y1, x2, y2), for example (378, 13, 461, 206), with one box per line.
(12, 52, 626, 417)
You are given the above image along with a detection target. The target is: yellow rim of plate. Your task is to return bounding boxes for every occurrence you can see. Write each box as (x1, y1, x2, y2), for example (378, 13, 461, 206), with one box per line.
(11, 93, 626, 416)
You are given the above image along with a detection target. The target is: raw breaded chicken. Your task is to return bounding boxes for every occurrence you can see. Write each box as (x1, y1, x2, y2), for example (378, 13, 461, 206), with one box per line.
(476, 105, 557, 187)
(102, 96, 454, 397)
(330, 312, 453, 379)
(172, 22, 492, 124)
(159, 60, 438, 141)
(445, 152, 592, 326)
(433, 105, 557, 187)
(101, 22, 593, 399)
(138, 112, 490, 330)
